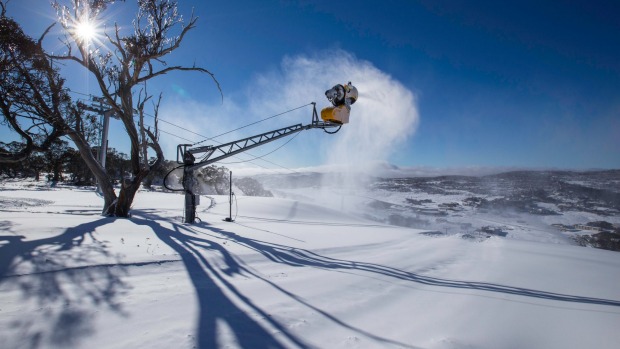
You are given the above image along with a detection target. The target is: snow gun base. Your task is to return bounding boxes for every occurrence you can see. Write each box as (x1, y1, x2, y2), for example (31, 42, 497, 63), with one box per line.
(320, 105, 349, 124)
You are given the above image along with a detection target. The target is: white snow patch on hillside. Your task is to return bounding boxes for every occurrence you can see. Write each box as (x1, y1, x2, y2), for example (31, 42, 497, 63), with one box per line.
(1, 184, 619, 349)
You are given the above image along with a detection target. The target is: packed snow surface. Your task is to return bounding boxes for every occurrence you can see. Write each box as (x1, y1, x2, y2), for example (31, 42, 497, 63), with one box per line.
(1, 182, 619, 349)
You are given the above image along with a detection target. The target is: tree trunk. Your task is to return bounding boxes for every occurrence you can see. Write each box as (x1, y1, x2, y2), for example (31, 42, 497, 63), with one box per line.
(52, 163, 62, 182)
(115, 180, 134, 217)
(65, 130, 118, 216)
(113, 170, 148, 217)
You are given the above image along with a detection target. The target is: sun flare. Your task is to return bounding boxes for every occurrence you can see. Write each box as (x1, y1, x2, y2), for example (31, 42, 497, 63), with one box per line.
(75, 20, 96, 42)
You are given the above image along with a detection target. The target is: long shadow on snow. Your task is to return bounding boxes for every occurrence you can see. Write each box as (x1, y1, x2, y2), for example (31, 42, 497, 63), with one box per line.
(131, 212, 309, 349)
(0, 217, 128, 348)
(132, 210, 417, 349)
(219, 223, 620, 308)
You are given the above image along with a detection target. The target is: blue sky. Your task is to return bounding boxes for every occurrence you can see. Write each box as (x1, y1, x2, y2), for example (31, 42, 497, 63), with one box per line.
(5, 0, 620, 172)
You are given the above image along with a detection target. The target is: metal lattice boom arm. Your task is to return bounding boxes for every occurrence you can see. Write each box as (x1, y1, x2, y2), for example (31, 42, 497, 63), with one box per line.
(177, 102, 341, 172)
(176, 102, 343, 224)
(183, 124, 306, 171)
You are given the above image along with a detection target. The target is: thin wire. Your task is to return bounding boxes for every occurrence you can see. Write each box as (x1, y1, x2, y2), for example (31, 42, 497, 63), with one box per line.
(248, 155, 299, 173)
(149, 115, 208, 140)
(191, 136, 299, 172)
(142, 122, 294, 173)
(191, 102, 313, 146)
(67, 88, 210, 141)
(219, 130, 304, 165)
(71, 89, 302, 173)
(137, 120, 197, 143)
(65, 88, 93, 98)
(67, 89, 309, 148)
(141, 108, 302, 172)
(157, 129, 196, 143)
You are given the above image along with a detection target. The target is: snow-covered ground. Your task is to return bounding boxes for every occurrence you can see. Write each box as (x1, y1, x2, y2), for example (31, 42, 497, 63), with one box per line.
(1, 181, 619, 349)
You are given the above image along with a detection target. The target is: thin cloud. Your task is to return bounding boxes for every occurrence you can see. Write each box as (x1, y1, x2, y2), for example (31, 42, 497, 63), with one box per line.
(158, 50, 420, 174)
(250, 50, 420, 174)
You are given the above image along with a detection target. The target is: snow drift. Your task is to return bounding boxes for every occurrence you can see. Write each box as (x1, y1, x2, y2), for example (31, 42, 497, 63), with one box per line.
(1, 182, 619, 349)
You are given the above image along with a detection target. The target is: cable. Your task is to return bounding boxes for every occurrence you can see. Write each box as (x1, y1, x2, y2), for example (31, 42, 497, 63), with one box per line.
(212, 137, 300, 172)
(141, 109, 301, 173)
(219, 129, 304, 165)
(70, 89, 304, 173)
(157, 128, 197, 143)
(139, 120, 199, 143)
(184, 129, 299, 173)
(68, 89, 310, 148)
(191, 102, 313, 146)
(147, 115, 208, 140)
(148, 123, 295, 173)
(163, 164, 186, 192)
(155, 130, 292, 173)
(65, 88, 94, 98)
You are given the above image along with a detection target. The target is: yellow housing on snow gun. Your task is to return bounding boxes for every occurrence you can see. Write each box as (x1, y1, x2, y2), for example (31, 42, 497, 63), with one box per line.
(320, 105, 350, 124)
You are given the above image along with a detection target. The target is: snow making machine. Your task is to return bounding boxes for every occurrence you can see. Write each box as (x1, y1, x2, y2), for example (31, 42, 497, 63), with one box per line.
(173, 83, 358, 223)
(320, 82, 358, 125)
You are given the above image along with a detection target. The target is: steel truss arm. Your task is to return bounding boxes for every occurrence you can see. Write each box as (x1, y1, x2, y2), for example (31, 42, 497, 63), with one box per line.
(181, 123, 306, 171)
(176, 102, 341, 224)
(177, 102, 340, 172)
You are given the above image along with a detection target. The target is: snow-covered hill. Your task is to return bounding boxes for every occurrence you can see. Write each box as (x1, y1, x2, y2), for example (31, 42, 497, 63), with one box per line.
(1, 182, 619, 349)
(255, 170, 620, 248)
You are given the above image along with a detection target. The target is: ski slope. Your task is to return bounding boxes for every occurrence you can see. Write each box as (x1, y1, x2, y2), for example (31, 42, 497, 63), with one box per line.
(1, 184, 619, 349)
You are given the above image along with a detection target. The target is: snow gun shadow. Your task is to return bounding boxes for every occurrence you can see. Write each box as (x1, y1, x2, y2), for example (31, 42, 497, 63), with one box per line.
(213, 225, 620, 310)
(0, 217, 128, 347)
(131, 212, 310, 349)
(131, 211, 419, 349)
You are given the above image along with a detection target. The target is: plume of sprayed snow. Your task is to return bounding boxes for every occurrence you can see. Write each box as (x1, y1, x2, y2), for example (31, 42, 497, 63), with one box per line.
(242, 50, 420, 211)
(158, 50, 419, 195)
(251, 50, 419, 183)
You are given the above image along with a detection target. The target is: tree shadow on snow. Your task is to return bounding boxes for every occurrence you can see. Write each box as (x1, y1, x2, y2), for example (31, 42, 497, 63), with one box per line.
(0, 217, 129, 348)
(131, 209, 620, 349)
(131, 210, 418, 349)
(218, 223, 620, 309)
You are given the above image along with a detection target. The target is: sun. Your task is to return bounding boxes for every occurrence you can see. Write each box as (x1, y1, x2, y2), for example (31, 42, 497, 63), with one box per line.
(74, 20, 96, 42)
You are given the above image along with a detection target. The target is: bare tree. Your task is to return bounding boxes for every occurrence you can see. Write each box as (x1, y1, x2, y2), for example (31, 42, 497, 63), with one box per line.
(0, 2, 81, 163)
(44, 0, 220, 216)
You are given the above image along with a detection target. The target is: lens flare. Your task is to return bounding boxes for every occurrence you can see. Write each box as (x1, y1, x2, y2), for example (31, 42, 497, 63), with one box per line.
(75, 20, 96, 42)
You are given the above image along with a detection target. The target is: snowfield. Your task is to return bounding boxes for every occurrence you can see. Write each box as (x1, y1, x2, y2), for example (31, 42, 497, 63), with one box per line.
(1, 183, 619, 349)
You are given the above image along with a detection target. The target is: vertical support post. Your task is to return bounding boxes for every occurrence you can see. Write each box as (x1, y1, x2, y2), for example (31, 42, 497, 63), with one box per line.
(95, 100, 111, 194)
(99, 102, 110, 168)
(225, 171, 234, 222)
(311, 102, 318, 125)
(182, 149, 196, 224)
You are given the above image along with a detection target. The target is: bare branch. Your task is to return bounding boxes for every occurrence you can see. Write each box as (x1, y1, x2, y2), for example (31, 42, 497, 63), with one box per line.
(37, 22, 56, 46)
(144, 126, 163, 169)
(107, 23, 126, 61)
(13, 0, 223, 216)
(155, 13, 198, 59)
(153, 92, 162, 140)
(137, 65, 223, 100)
